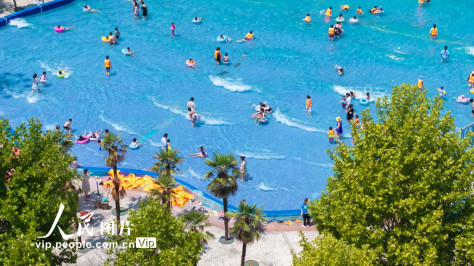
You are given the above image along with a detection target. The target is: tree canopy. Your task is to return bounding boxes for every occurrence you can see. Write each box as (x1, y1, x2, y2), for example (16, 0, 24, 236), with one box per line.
(0, 118, 79, 265)
(108, 197, 203, 265)
(300, 84, 474, 264)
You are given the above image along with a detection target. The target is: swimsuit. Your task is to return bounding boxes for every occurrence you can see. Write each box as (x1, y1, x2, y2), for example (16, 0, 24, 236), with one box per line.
(142, 6, 147, 16)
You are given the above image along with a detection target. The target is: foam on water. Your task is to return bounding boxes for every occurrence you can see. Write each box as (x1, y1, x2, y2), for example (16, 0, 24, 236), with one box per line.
(466, 47, 474, 57)
(256, 182, 277, 191)
(151, 97, 188, 118)
(388, 55, 405, 61)
(98, 113, 138, 135)
(274, 108, 324, 133)
(8, 18, 31, 28)
(332, 85, 386, 102)
(209, 75, 252, 92)
(236, 151, 285, 160)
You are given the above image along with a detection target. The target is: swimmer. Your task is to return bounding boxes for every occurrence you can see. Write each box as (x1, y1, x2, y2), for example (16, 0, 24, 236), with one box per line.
(328, 25, 335, 41)
(341, 4, 349, 10)
(357, 6, 363, 15)
(56, 25, 75, 31)
(218, 35, 231, 42)
(366, 92, 370, 100)
(193, 17, 202, 23)
(370, 6, 378, 14)
(134, 4, 139, 19)
(187, 97, 196, 111)
(335, 65, 344, 75)
(105, 56, 111, 76)
(88, 130, 102, 141)
(83, 5, 101, 12)
(341, 96, 346, 109)
(306, 95, 312, 116)
(350, 91, 356, 98)
(302, 13, 311, 21)
(77, 134, 88, 142)
(223, 53, 230, 64)
(31, 73, 40, 94)
(125, 47, 137, 56)
(430, 24, 438, 37)
(130, 138, 142, 149)
(57, 67, 68, 77)
(349, 16, 358, 23)
(440, 46, 449, 62)
(140, 1, 147, 19)
(186, 59, 196, 68)
(334, 22, 343, 36)
(63, 119, 72, 132)
(467, 71, 474, 87)
(171, 23, 176, 36)
(240, 156, 248, 181)
(336, 14, 344, 21)
(39, 71, 47, 86)
(259, 102, 272, 113)
(190, 146, 207, 158)
(188, 107, 200, 127)
(238, 31, 253, 42)
(437, 86, 446, 97)
(378, 6, 383, 12)
(251, 108, 266, 121)
(215, 47, 222, 65)
(327, 126, 335, 143)
(115, 27, 120, 39)
(418, 76, 424, 90)
(325, 7, 332, 17)
(107, 32, 117, 44)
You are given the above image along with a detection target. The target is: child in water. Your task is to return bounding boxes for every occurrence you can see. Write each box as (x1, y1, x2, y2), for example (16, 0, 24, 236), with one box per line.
(190, 146, 207, 158)
(171, 23, 176, 36)
(39, 71, 47, 86)
(341, 96, 346, 109)
(366, 92, 370, 100)
(335, 65, 344, 75)
(223, 53, 230, 64)
(327, 126, 335, 143)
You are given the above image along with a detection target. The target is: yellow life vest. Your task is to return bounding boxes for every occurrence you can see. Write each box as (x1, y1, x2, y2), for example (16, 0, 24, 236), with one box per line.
(328, 27, 335, 35)
(469, 74, 474, 82)
(303, 16, 311, 21)
(418, 79, 423, 89)
(245, 33, 253, 39)
(430, 28, 438, 36)
(325, 9, 332, 16)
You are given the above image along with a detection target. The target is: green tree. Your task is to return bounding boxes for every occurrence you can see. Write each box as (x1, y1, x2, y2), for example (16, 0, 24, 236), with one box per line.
(307, 84, 474, 264)
(100, 132, 127, 235)
(107, 197, 203, 265)
(0, 118, 79, 265)
(228, 201, 265, 266)
(292, 232, 378, 265)
(203, 153, 239, 240)
(152, 148, 183, 177)
(181, 209, 215, 244)
(151, 175, 176, 213)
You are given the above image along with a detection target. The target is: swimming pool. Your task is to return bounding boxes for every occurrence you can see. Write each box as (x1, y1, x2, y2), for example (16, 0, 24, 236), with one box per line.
(1, 0, 473, 210)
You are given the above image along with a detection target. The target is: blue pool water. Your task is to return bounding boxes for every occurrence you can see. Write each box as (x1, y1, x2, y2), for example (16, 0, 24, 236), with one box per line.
(1, 0, 473, 210)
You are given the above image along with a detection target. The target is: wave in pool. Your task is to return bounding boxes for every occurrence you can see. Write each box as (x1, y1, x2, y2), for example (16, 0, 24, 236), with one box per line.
(294, 157, 334, 168)
(466, 47, 474, 57)
(152, 97, 232, 125)
(388, 55, 405, 61)
(274, 108, 324, 133)
(256, 182, 277, 191)
(236, 151, 285, 160)
(178, 168, 202, 179)
(332, 85, 386, 101)
(4, 87, 41, 103)
(98, 113, 138, 135)
(8, 18, 31, 28)
(209, 75, 252, 92)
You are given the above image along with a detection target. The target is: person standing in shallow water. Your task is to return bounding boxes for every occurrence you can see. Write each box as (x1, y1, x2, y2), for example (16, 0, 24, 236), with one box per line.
(240, 156, 248, 181)
(31, 73, 40, 94)
(140, 1, 147, 19)
(104, 56, 111, 76)
(171, 23, 176, 36)
(301, 198, 310, 227)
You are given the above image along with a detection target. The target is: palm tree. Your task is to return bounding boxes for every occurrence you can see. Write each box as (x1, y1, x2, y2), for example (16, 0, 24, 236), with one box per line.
(100, 132, 128, 235)
(152, 148, 183, 177)
(151, 175, 176, 213)
(202, 153, 239, 241)
(228, 201, 265, 266)
(181, 209, 215, 244)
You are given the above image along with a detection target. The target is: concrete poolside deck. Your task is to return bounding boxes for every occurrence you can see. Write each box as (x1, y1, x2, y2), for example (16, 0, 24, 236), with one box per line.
(68, 177, 319, 265)
(0, 0, 53, 18)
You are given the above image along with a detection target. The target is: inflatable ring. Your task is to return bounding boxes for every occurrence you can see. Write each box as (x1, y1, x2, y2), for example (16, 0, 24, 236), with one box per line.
(470, 89, 474, 94)
(257, 118, 268, 124)
(54, 26, 64, 32)
(336, 17, 345, 22)
(349, 18, 359, 23)
(217, 36, 229, 43)
(192, 18, 202, 23)
(101, 36, 109, 42)
(76, 136, 90, 144)
(223, 60, 230, 65)
(57, 73, 65, 78)
(359, 98, 369, 106)
(186, 60, 195, 67)
(122, 49, 131, 56)
(129, 144, 139, 150)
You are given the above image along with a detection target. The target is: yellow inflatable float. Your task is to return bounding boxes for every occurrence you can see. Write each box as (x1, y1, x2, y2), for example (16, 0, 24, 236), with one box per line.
(102, 36, 109, 42)
(103, 169, 194, 207)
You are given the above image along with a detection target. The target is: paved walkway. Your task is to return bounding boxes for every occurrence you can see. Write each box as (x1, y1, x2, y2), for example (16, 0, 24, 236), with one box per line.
(67, 177, 318, 265)
(0, 0, 53, 18)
